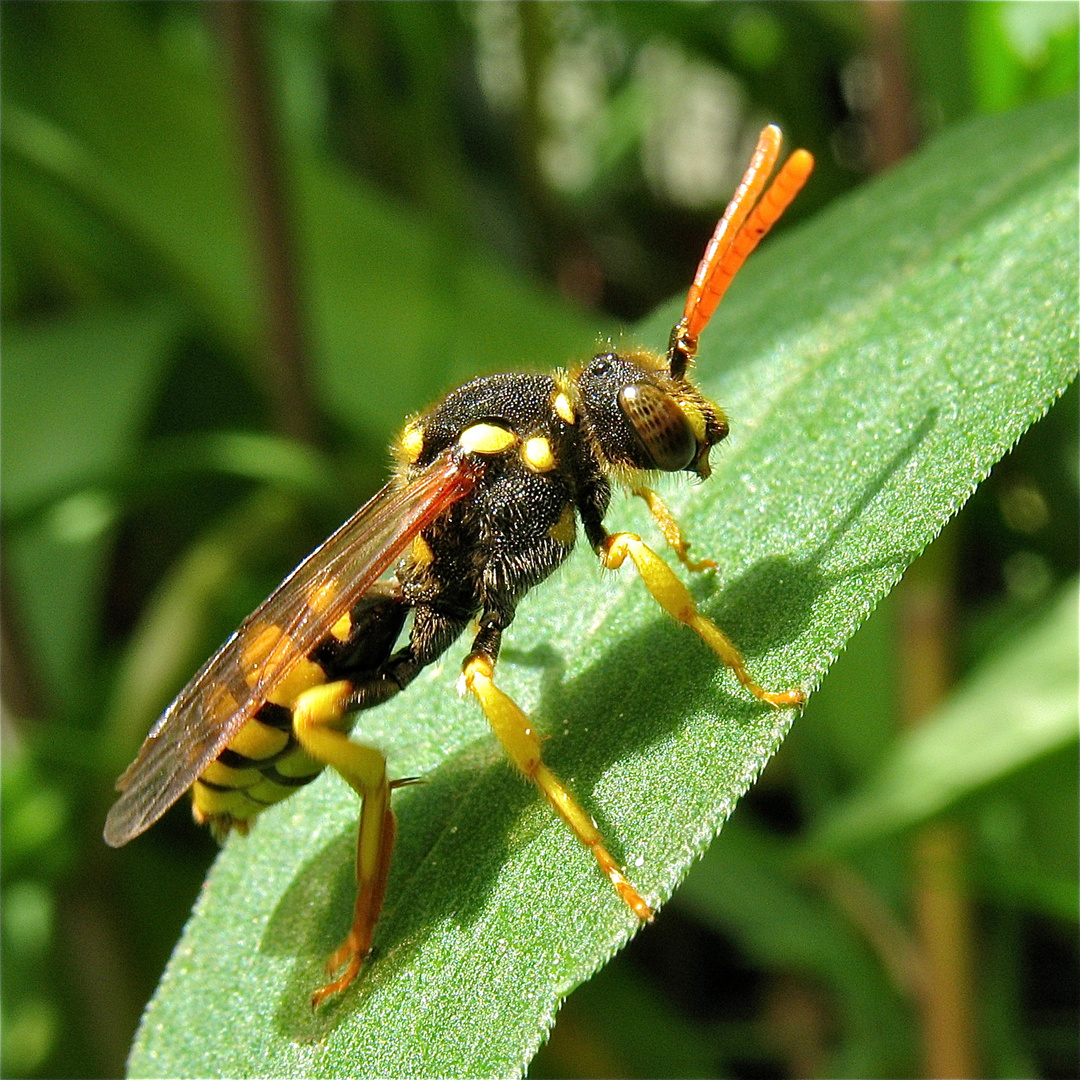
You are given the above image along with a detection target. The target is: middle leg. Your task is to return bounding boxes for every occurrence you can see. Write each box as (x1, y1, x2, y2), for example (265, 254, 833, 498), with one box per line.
(632, 485, 716, 572)
(600, 532, 804, 707)
(458, 626, 653, 922)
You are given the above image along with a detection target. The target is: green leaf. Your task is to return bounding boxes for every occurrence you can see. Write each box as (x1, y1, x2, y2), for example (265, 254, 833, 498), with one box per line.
(977, 744, 1080, 922)
(528, 953, 720, 1079)
(812, 579, 1079, 852)
(0, 301, 179, 712)
(101, 489, 304, 774)
(295, 155, 602, 442)
(1, 4, 266, 356)
(0, 302, 179, 515)
(128, 99, 1077, 1078)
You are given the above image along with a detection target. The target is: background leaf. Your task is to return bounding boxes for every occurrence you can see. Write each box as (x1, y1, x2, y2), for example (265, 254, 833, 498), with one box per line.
(813, 578, 1078, 851)
(127, 97, 1077, 1079)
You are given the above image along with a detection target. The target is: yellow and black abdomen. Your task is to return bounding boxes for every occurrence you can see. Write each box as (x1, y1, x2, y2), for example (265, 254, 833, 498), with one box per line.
(191, 587, 410, 840)
(190, 640, 339, 839)
(191, 699, 328, 840)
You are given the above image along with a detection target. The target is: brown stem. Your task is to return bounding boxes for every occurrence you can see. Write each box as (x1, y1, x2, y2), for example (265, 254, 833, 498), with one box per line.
(899, 535, 978, 1079)
(63, 884, 143, 1078)
(213, 1, 318, 444)
(0, 563, 47, 728)
(863, 0, 920, 169)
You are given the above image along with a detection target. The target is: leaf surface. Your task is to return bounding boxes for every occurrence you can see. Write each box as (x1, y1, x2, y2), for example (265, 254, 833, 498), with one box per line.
(128, 98, 1078, 1078)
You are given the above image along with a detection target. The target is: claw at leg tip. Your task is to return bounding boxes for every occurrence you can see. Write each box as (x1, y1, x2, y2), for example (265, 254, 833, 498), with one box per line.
(765, 687, 806, 709)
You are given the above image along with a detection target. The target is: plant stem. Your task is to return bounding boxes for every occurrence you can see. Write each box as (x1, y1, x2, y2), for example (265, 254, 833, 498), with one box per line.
(213, 1, 318, 445)
(899, 533, 978, 1079)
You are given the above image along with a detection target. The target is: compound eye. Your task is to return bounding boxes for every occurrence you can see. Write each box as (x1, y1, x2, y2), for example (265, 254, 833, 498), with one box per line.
(618, 383, 697, 472)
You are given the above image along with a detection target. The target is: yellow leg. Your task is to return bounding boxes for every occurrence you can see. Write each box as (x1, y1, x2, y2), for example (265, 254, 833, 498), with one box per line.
(601, 533, 805, 708)
(291, 680, 396, 1008)
(459, 655, 653, 921)
(632, 486, 716, 572)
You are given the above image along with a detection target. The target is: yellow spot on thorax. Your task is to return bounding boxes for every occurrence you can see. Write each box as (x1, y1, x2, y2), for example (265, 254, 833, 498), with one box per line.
(410, 533, 434, 567)
(397, 422, 424, 463)
(306, 569, 354, 643)
(522, 436, 556, 472)
(553, 392, 575, 424)
(307, 581, 338, 615)
(459, 423, 517, 455)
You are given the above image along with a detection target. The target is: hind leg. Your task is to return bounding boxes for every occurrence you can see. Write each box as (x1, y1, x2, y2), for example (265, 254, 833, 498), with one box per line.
(289, 680, 396, 1007)
(297, 604, 472, 1006)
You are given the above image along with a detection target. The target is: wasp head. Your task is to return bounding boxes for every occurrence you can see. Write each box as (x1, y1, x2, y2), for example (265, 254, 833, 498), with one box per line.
(576, 349, 728, 480)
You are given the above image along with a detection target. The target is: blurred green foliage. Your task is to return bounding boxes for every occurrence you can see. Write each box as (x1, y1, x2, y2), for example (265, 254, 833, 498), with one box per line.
(1, 3, 1076, 1078)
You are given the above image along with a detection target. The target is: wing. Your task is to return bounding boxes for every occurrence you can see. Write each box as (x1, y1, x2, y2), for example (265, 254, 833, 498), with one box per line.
(104, 446, 481, 847)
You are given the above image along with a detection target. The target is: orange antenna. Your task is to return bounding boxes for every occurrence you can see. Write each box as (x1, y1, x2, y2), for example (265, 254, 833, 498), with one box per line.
(669, 125, 814, 374)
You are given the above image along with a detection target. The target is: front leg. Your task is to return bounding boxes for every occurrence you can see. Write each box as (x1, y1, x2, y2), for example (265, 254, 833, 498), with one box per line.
(631, 485, 717, 572)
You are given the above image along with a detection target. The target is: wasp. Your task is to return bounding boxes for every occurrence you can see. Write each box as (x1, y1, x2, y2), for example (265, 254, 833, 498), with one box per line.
(105, 126, 813, 1008)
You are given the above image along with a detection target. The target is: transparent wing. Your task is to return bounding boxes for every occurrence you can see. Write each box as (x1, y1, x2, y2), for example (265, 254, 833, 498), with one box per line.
(104, 447, 481, 847)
